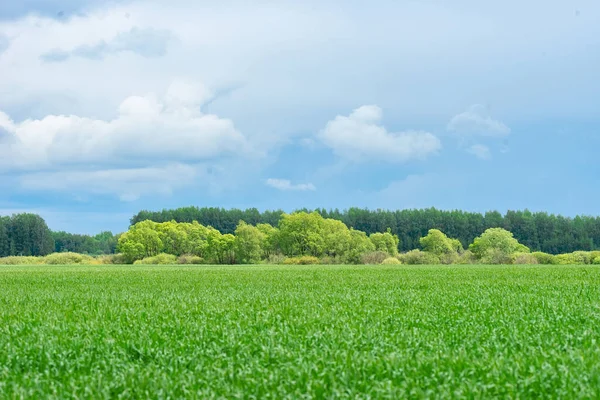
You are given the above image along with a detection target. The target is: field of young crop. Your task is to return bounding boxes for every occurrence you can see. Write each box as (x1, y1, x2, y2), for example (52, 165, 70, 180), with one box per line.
(1, 265, 600, 398)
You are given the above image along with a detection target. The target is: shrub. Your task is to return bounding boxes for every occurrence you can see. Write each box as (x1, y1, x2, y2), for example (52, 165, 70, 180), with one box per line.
(455, 250, 476, 265)
(531, 252, 556, 265)
(439, 252, 460, 265)
(554, 253, 582, 265)
(593, 257, 600, 265)
(360, 251, 389, 265)
(134, 253, 178, 265)
(95, 254, 127, 265)
(369, 230, 400, 256)
(44, 252, 95, 265)
(177, 254, 205, 265)
(381, 257, 401, 265)
(283, 256, 320, 265)
(480, 249, 513, 265)
(265, 254, 286, 264)
(572, 251, 593, 265)
(553, 252, 597, 265)
(319, 256, 344, 265)
(399, 250, 440, 265)
(512, 253, 539, 265)
(0, 256, 43, 265)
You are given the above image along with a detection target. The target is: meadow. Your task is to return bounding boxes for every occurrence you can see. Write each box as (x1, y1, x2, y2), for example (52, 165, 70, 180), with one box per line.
(1, 265, 600, 398)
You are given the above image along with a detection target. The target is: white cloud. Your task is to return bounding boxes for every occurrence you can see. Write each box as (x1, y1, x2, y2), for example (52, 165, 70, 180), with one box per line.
(0, 80, 251, 172)
(0, 0, 599, 210)
(19, 163, 198, 202)
(266, 178, 316, 191)
(319, 105, 441, 163)
(466, 144, 491, 160)
(0, 79, 263, 201)
(447, 104, 510, 137)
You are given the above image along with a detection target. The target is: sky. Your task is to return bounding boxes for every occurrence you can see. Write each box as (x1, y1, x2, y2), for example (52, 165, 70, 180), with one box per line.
(0, 0, 599, 234)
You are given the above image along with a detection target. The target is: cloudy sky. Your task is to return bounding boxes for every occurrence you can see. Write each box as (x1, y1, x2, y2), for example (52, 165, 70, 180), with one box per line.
(0, 0, 598, 234)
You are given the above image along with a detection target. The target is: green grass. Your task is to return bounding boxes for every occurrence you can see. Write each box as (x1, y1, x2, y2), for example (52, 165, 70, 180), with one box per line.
(1, 265, 600, 398)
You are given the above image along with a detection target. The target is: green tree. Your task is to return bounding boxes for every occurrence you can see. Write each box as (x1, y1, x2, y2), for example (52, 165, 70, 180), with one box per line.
(206, 229, 236, 264)
(155, 221, 189, 256)
(469, 228, 529, 263)
(0, 216, 11, 257)
(419, 229, 462, 264)
(234, 221, 264, 264)
(117, 221, 163, 263)
(179, 221, 211, 257)
(278, 212, 325, 257)
(256, 223, 280, 258)
(9, 213, 54, 256)
(322, 218, 352, 259)
(369, 229, 399, 256)
(346, 229, 376, 264)
(94, 231, 118, 254)
(420, 229, 463, 255)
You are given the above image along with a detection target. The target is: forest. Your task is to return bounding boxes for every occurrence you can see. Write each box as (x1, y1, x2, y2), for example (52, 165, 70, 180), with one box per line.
(0, 214, 117, 257)
(2, 207, 600, 266)
(131, 206, 600, 254)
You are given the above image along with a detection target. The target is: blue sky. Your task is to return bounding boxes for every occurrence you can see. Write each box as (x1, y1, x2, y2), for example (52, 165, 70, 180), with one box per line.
(0, 0, 599, 234)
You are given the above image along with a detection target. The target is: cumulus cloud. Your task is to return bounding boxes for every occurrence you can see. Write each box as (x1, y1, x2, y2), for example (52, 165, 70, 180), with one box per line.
(19, 164, 197, 202)
(467, 144, 491, 160)
(0, 80, 251, 171)
(266, 179, 316, 191)
(319, 105, 441, 163)
(40, 27, 172, 62)
(0, 79, 258, 201)
(447, 104, 510, 137)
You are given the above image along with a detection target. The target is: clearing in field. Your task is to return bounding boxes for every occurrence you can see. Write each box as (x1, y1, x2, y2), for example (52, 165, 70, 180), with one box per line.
(1, 265, 600, 398)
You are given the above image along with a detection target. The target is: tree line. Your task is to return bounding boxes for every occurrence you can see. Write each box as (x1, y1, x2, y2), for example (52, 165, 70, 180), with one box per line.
(119, 211, 597, 265)
(0, 214, 117, 257)
(131, 207, 600, 254)
(4, 206, 600, 259)
(118, 213, 400, 264)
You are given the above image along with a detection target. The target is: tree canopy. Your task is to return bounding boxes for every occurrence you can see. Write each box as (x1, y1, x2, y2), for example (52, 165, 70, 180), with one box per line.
(129, 207, 600, 255)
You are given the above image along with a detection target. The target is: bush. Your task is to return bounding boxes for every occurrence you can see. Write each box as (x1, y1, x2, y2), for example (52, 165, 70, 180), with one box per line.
(593, 257, 600, 265)
(554, 253, 581, 265)
(531, 252, 556, 265)
(360, 251, 389, 265)
(381, 257, 401, 265)
(319, 256, 344, 265)
(177, 254, 205, 265)
(512, 253, 539, 265)
(455, 250, 476, 265)
(44, 252, 95, 265)
(95, 254, 127, 264)
(265, 254, 286, 264)
(439, 252, 460, 265)
(134, 253, 178, 265)
(399, 250, 440, 265)
(0, 256, 43, 265)
(480, 249, 513, 265)
(283, 256, 320, 265)
(572, 251, 593, 265)
(553, 252, 598, 265)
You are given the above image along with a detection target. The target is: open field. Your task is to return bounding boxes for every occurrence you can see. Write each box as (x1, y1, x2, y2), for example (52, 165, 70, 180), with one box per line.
(1, 265, 600, 398)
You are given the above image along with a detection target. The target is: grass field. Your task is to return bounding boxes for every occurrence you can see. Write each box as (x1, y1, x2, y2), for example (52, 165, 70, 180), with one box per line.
(1, 265, 600, 398)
